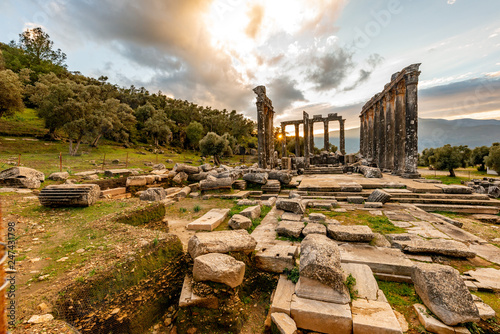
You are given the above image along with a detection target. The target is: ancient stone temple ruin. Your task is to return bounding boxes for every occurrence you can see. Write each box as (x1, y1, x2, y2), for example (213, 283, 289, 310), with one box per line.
(359, 63, 421, 178)
(254, 85, 275, 169)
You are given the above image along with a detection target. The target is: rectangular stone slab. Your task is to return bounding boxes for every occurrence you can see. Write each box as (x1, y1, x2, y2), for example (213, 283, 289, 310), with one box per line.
(339, 243, 415, 276)
(352, 299, 403, 334)
(186, 208, 230, 231)
(295, 277, 350, 304)
(341, 263, 379, 301)
(290, 295, 352, 334)
(255, 245, 298, 273)
(271, 275, 296, 315)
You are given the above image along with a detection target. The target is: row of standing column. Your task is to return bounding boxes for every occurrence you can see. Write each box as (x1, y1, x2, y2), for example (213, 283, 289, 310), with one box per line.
(359, 68, 420, 177)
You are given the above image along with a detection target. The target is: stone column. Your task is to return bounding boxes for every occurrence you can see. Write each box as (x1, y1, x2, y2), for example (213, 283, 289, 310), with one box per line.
(385, 90, 395, 170)
(309, 122, 314, 154)
(378, 100, 386, 170)
(402, 64, 421, 178)
(393, 81, 406, 175)
(368, 109, 374, 161)
(256, 102, 265, 169)
(303, 111, 310, 167)
(267, 107, 275, 168)
(294, 123, 300, 157)
(281, 124, 287, 157)
(359, 114, 365, 157)
(340, 119, 345, 155)
(323, 120, 329, 151)
(373, 104, 379, 165)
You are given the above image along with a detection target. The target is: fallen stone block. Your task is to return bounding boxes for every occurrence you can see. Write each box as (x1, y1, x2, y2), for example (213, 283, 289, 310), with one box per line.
(193, 253, 245, 288)
(271, 275, 296, 315)
(308, 213, 326, 222)
(295, 276, 350, 304)
(237, 199, 259, 206)
(347, 196, 364, 204)
(367, 189, 392, 203)
(199, 176, 233, 190)
(432, 212, 463, 228)
(308, 201, 334, 210)
(262, 179, 281, 193)
(290, 295, 352, 334)
(256, 245, 298, 273)
(261, 196, 277, 207)
(327, 225, 374, 242)
(471, 214, 500, 224)
(240, 205, 261, 220)
(488, 185, 500, 198)
(463, 267, 500, 292)
(276, 198, 305, 214)
(48, 172, 69, 181)
(364, 202, 383, 209)
(228, 214, 252, 230)
(139, 187, 166, 201)
(271, 313, 297, 334)
(352, 299, 403, 334)
(414, 303, 470, 334)
(188, 230, 257, 258)
(269, 170, 292, 185)
(243, 172, 268, 184)
(359, 166, 383, 178)
(412, 263, 480, 326)
(173, 163, 200, 174)
(38, 184, 101, 207)
(172, 171, 188, 184)
(276, 221, 305, 239)
(300, 234, 346, 292)
(179, 275, 218, 308)
(281, 212, 302, 221)
(186, 208, 230, 231)
(392, 235, 476, 258)
(104, 169, 131, 177)
(302, 223, 327, 236)
(341, 263, 379, 301)
(475, 300, 496, 320)
(0, 166, 44, 188)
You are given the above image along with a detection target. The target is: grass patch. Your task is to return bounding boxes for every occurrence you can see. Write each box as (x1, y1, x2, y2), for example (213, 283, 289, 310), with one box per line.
(115, 202, 165, 227)
(345, 274, 358, 300)
(423, 175, 470, 185)
(247, 205, 272, 233)
(276, 235, 304, 242)
(320, 210, 406, 235)
(377, 280, 422, 324)
(431, 211, 463, 219)
(283, 267, 299, 284)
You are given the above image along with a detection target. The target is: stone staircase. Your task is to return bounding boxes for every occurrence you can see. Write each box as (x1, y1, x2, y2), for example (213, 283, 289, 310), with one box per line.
(303, 166, 343, 174)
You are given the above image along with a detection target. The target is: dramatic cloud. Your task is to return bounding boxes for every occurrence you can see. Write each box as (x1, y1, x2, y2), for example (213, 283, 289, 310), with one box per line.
(268, 76, 307, 113)
(306, 47, 354, 91)
(343, 53, 384, 91)
(245, 5, 264, 39)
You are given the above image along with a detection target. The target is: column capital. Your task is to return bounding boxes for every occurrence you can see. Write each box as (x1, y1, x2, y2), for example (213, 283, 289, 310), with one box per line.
(395, 80, 406, 96)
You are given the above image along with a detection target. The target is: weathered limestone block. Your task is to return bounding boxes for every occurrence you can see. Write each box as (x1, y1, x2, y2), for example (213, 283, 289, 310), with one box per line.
(186, 208, 230, 231)
(237, 199, 260, 206)
(271, 275, 296, 314)
(308, 213, 326, 222)
(175, 186, 191, 199)
(139, 187, 166, 201)
(488, 185, 500, 198)
(413, 304, 470, 334)
(243, 172, 268, 184)
(193, 253, 245, 288)
(262, 196, 277, 207)
(126, 176, 147, 187)
(268, 170, 292, 185)
(38, 184, 101, 207)
(300, 234, 346, 291)
(179, 275, 219, 309)
(365, 202, 383, 208)
(188, 230, 257, 258)
(302, 223, 327, 236)
(199, 176, 233, 190)
(240, 205, 261, 220)
(341, 263, 379, 301)
(104, 169, 131, 177)
(327, 225, 375, 242)
(228, 214, 252, 230)
(281, 212, 302, 221)
(295, 276, 350, 304)
(347, 196, 365, 204)
(463, 268, 500, 292)
(392, 235, 476, 258)
(173, 163, 200, 174)
(290, 295, 352, 334)
(352, 299, 403, 334)
(276, 198, 305, 214)
(256, 245, 298, 273)
(435, 184, 473, 194)
(339, 182, 362, 192)
(360, 166, 383, 178)
(200, 163, 213, 172)
(412, 263, 480, 326)
(367, 189, 392, 203)
(0, 166, 45, 188)
(48, 172, 69, 181)
(188, 171, 208, 182)
(475, 300, 496, 320)
(172, 171, 188, 184)
(276, 221, 305, 239)
(271, 313, 297, 334)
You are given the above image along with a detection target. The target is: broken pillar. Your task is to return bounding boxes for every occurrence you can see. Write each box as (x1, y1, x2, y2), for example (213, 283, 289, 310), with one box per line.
(254, 85, 275, 169)
(38, 184, 101, 207)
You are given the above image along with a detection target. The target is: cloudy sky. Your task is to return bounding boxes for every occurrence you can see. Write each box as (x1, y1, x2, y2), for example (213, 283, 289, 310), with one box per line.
(1, 0, 499, 134)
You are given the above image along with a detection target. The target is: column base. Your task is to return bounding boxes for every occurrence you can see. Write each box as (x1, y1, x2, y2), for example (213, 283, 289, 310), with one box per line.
(401, 172, 421, 179)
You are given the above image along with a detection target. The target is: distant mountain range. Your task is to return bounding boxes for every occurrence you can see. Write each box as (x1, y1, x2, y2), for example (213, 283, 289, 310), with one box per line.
(313, 118, 500, 154)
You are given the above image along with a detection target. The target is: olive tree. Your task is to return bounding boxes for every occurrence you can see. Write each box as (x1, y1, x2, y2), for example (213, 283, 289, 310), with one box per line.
(199, 132, 228, 166)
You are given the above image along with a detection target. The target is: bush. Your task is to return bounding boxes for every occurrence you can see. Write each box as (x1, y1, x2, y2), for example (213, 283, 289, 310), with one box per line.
(485, 143, 500, 174)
